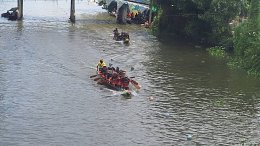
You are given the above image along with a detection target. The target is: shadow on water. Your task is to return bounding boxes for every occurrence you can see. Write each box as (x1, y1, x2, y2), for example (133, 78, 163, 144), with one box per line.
(16, 20, 24, 32)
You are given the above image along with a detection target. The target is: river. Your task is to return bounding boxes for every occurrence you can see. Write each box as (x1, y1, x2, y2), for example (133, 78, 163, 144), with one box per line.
(0, 0, 260, 145)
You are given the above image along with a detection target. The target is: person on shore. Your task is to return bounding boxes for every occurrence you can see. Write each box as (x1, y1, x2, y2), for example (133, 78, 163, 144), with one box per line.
(97, 59, 106, 71)
(131, 12, 135, 19)
(127, 12, 131, 18)
(141, 20, 150, 28)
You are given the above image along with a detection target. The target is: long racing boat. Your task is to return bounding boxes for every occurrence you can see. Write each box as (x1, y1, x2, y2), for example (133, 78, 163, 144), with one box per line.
(91, 69, 141, 97)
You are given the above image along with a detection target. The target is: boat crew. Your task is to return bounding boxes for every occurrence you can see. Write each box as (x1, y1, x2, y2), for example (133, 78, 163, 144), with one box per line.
(106, 68, 113, 80)
(97, 59, 106, 71)
(115, 67, 120, 73)
(121, 77, 130, 90)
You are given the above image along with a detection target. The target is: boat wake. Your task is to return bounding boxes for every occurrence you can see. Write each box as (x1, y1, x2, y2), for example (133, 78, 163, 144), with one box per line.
(103, 88, 138, 97)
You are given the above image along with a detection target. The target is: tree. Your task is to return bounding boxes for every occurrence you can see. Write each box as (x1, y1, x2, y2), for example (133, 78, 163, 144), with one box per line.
(154, 0, 247, 46)
(233, 0, 260, 73)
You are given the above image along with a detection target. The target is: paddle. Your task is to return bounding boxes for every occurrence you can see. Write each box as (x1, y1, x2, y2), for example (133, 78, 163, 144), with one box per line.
(130, 79, 141, 89)
(90, 74, 97, 78)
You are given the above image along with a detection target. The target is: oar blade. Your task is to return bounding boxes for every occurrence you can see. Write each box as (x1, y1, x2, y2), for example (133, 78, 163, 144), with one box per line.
(130, 80, 141, 89)
(90, 75, 97, 78)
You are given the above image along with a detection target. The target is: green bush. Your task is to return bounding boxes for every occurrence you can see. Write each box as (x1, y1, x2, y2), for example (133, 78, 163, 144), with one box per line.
(231, 0, 260, 75)
(151, 9, 163, 36)
(207, 46, 226, 58)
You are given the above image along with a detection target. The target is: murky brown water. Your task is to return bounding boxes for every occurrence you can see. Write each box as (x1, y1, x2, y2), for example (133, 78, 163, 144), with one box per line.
(1, 1, 260, 145)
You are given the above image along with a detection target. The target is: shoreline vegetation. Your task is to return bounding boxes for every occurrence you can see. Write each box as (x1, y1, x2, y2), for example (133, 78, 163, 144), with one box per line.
(149, 0, 260, 76)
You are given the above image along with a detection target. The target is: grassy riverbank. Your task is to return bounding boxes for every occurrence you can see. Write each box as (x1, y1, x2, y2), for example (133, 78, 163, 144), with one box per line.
(207, 0, 259, 76)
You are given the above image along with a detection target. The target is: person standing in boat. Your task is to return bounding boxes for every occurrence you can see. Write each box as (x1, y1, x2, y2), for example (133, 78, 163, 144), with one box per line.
(113, 28, 119, 40)
(115, 67, 120, 73)
(97, 59, 106, 71)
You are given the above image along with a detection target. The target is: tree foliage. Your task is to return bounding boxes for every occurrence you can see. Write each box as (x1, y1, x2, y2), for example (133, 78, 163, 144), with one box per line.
(154, 0, 249, 45)
(153, 0, 260, 74)
(232, 0, 260, 74)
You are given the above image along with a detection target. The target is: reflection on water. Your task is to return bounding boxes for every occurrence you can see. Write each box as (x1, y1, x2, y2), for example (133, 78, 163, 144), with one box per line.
(1, 0, 260, 145)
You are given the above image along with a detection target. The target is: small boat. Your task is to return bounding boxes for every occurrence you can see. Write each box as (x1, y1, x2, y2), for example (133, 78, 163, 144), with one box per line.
(1, 7, 19, 20)
(92, 69, 141, 97)
(113, 31, 130, 44)
(115, 38, 129, 44)
(123, 38, 130, 44)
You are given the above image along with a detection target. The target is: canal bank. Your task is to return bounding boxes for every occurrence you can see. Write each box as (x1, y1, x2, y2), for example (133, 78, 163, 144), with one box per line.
(98, 0, 152, 24)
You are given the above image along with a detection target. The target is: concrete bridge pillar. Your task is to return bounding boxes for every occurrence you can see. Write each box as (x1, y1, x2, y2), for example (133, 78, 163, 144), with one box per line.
(149, 0, 153, 24)
(17, 0, 23, 20)
(70, 0, 75, 22)
(117, 3, 129, 24)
